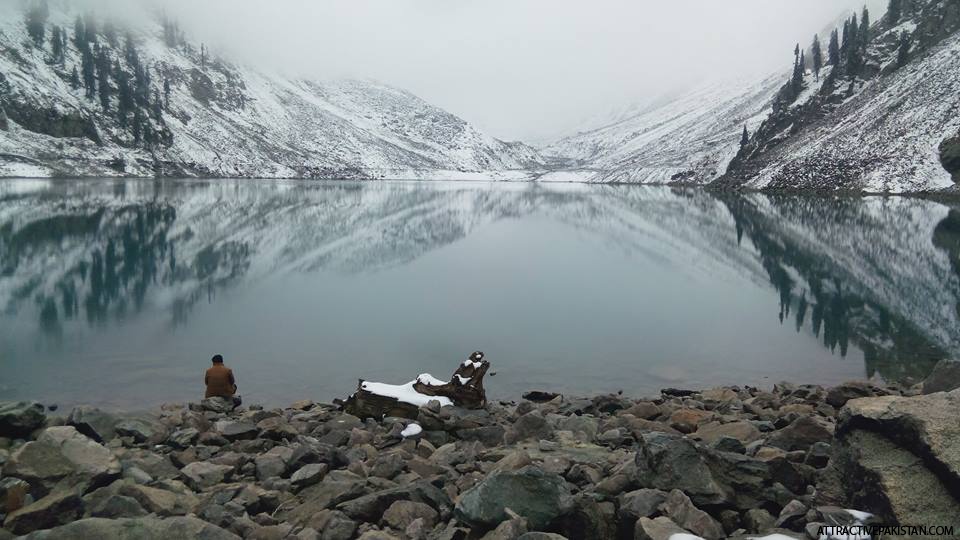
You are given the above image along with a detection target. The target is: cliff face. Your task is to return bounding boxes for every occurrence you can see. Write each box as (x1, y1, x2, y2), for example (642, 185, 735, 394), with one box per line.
(0, 3, 542, 180)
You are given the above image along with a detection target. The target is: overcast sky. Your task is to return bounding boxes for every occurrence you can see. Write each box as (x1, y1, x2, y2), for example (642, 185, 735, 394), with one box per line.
(159, 0, 886, 142)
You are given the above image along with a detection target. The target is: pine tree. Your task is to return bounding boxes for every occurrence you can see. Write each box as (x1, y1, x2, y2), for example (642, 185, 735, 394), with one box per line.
(26, 0, 49, 47)
(163, 78, 171, 108)
(96, 50, 111, 111)
(888, 0, 902, 24)
(790, 43, 804, 98)
(846, 15, 862, 77)
(152, 90, 163, 120)
(897, 31, 911, 67)
(849, 14, 859, 50)
(860, 7, 871, 49)
(132, 107, 142, 145)
(81, 46, 97, 99)
(50, 24, 63, 62)
(841, 20, 850, 53)
(740, 125, 749, 147)
(117, 73, 134, 126)
(811, 34, 823, 80)
(70, 66, 81, 90)
(828, 29, 840, 66)
(74, 16, 86, 48)
(201, 44, 207, 69)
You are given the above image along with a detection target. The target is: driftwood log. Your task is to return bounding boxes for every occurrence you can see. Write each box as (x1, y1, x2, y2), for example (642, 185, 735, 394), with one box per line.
(339, 351, 490, 420)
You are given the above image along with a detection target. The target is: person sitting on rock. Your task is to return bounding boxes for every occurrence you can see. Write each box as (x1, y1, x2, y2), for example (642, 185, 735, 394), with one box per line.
(205, 354, 241, 406)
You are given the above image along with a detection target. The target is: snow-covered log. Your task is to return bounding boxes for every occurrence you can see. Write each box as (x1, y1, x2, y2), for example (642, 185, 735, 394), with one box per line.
(339, 352, 490, 419)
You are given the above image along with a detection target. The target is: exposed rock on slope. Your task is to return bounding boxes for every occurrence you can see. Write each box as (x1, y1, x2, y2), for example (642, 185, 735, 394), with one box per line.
(0, 3, 542, 180)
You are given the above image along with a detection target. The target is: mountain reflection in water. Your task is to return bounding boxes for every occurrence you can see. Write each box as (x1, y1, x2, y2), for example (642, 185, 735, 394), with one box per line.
(1, 179, 957, 408)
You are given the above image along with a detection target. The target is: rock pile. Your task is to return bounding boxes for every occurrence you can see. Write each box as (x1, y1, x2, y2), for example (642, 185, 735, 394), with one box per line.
(0, 380, 957, 539)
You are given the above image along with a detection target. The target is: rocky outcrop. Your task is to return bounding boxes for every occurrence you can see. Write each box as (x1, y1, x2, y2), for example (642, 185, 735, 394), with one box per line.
(819, 389, 960, 531)
(922, 359, 960, 394)
(0, 402, 46, 438)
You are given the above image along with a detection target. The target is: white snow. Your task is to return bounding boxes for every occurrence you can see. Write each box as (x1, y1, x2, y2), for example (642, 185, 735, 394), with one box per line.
(844, 509, 873, 522)
(454, 375, 471, 385)
(668, 534, 705, 540)
(415, 373, 447, 386)
(400, 423, 423, 438)
(361, 380, 453, 407)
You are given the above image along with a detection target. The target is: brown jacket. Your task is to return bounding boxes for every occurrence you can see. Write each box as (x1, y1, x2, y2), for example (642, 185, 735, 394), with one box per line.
(205, 364, 236, 398)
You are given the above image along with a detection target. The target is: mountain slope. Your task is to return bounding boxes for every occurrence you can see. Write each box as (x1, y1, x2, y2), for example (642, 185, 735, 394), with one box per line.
(539, 74, 784, 184)
(720, 0, 960, 193)
(0, 3, 542, 180)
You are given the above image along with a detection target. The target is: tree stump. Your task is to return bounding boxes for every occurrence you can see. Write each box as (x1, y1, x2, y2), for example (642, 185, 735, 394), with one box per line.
(339, 352, 490, 420)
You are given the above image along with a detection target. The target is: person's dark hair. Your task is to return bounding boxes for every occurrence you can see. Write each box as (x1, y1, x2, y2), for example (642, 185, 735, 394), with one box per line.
(212, 354, 224, 364)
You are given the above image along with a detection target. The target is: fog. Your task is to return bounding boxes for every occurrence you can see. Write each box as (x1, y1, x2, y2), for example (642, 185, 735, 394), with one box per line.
(157, 0, 885, 142)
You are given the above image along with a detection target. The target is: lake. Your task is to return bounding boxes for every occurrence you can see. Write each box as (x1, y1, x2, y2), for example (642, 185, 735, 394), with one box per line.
(1, 179, 958, 410)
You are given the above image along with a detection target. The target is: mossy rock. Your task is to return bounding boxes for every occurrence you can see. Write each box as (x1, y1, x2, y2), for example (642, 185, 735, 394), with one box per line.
(940, 133, 960, 183)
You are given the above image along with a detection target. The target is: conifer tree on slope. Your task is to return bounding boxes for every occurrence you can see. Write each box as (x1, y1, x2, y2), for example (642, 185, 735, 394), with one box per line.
(811, 35, 823, 80)
(828, 29, 840, 66)
(887, 0, 902, 24)
(860, 7, 871, 50)
(740, 125, 749, 147)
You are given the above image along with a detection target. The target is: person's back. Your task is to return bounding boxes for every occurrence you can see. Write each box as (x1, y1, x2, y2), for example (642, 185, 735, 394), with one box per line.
(205, 354, 237, 399)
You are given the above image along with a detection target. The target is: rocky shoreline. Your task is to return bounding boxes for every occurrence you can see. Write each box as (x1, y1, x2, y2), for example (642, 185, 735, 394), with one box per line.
(1, 370, 960, 540)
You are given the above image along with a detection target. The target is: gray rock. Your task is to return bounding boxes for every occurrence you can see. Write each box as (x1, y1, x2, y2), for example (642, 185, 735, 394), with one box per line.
(89, 494, 147, 518)
(382, 500, 439, 531)
(123, 466, 153, 485)
(255, 446, 293, 480)
(18, 515, 240, 539)
(115, 417, 166, 444)
(825, 381, 878, 408)
(617, 488, 669, 521)
(634, 516, 691, 540)
(821, 390, 960, 527)
(0, 477, 30, 514)
(67, 406, 119, 443)
(693, 421, 761, 445)
(202, 397, 237, 414)
(214, 420, 258, 441)
(766, 416, 833, 452)
(2, 426, 121, 496)
(0, 401, 46, 438)
(455, 465, 574, 530)
(336, 480, 451, 524)
(922, 359, 960, 394)
(167, 428, 200, 449)
(505, 411, 552, 444)
(300, 509, 356, 540)
(479, 518, 528, 540)
(555, 495, 615, 540)
(290, 463, 328, 490)
(659, 489, 724, 539)
(517, 534, 568, 540)
(2, 490, 81, 535)
(118, 483, 199, 516)
(711, 436, 746, 454)
(457, 425, 506, 447)
(743, 508, 776, 533)
(180, 461, 234, 491)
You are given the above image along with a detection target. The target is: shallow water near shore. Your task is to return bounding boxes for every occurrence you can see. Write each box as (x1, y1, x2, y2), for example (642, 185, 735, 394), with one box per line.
(1, 178, 958, 409)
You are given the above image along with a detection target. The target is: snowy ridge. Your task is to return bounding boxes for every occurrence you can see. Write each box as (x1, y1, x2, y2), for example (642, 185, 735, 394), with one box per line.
(0, 3, 542, 180)
(539, 74, 785, 185)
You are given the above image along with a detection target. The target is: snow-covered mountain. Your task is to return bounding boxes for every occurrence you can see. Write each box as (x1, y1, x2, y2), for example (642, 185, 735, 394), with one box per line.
(542, 0, 960, 193)
(539, 75, 784, 184)
(0, 2, 542, 180)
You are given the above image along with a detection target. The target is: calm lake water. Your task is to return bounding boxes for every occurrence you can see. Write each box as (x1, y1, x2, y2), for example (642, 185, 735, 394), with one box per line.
(1, 179, 958, 409)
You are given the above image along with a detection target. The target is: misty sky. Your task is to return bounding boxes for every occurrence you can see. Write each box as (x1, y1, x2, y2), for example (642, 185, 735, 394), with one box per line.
(161, 0, 886, 142)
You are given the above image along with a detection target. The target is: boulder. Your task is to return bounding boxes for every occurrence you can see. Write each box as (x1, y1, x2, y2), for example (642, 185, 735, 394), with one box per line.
(2, 426, 121, 496)
(88, 493, 147, 518)
(382, 500, 439, 530)
(504, 411, 551, 443)
(255, 446, 293, 480)
(180, 461, 234, 491)
(2, 490, 82, 534)
(617, 489, 669, 522)
(167, 428, 200, 449)
(825, 381, 878, 408)
(480, 518, 528, 540)
(336, 480, 452, 524)
(766, 416, 833, 452)
(214, 420, 258, 441)
(67, 406, 119, 443)
(0, 401, 46, 438)
(692, 421, 761, 445)
(1, 477, 30, 514)
(115, 417, 166, 444)
(18, 516, 240, 539)
(922, 359, 960, 394)
(634, 516, 692, 540)
(118, 483, 198, 516)
(668, 408, 714, 434)
(201, 397, 237, 414)
(820, 390, 960, 527)
(290, 463, 327, 491)
(659, 489, 724, 539)
(455, 465, 574, 530)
